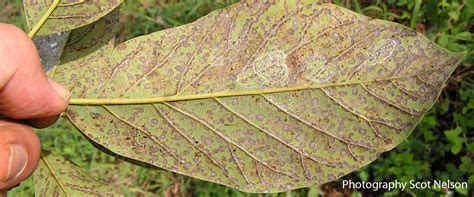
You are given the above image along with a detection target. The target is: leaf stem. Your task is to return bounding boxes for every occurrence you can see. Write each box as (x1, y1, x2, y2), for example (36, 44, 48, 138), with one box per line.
(27, 0, 61, 38)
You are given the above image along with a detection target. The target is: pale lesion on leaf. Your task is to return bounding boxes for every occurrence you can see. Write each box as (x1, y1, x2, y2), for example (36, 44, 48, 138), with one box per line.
(237, 6, 304, 80)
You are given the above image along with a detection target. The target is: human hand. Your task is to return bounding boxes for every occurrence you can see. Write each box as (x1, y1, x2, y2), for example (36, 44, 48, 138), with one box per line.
(0, 23, 69, 195)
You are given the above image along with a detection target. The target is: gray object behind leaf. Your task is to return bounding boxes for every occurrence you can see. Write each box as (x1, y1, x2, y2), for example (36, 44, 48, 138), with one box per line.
(33, 31, 69, 72)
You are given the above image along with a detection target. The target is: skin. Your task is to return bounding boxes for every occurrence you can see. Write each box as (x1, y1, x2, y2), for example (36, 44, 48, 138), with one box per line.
(0, 23, 69, 195)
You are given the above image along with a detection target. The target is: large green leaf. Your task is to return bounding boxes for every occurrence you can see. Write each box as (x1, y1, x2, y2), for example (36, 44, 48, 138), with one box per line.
(23, 0, 123, 35)
(51, 1, 465, 193)
(34, 152, 122, 196)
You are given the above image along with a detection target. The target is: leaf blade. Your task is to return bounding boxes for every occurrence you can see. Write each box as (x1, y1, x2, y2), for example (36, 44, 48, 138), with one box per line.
(24, 0, 123, 35)
(55, 1, 465, 193)
(34, 152, 122, 196)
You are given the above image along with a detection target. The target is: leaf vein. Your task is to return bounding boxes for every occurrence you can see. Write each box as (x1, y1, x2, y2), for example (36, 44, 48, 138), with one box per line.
(101, 105, 185, 164)
(41, 155, 70, 197)
(122, 35, 190, 97)
(390, 80, 424, 99)
(153, 103, 236, 183)
(49, 14, 93, 19)
(360, 83, 420, 115)
(416, 75, 437, 87)
(261, 94, 374, 151)
(287, 20, 356, 55)
(94, 42, 145, 98)
(321, 88, 403, 131)
(239, 7, 303, 74)
(162, 101, 298, 179)
(228, 143, 252, 185)
(346, 144, 360, 162)
(214, 98, 339, 168)
(176, 23, 218, 94)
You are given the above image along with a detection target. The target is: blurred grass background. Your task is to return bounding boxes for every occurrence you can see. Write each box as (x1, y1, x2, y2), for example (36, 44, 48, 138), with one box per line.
(1, 0, 473, 196)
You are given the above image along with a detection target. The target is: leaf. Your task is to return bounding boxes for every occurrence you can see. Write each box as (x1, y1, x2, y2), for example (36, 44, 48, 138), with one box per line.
(23, 0, 123, 35)
(358, 170, 369, 182)
(307, 186, 323, 197)
(52, 1, 465, 193)
(34, 151, 122, 196)
(445, 127, 464, 154)
(455, 187, 468, 195)
(59, 8, 120, 64)
(468, 175, 474, 185)
(437, 32, 449, 47)
(448, 11, 459, 21)
(46, 7, 120, 80)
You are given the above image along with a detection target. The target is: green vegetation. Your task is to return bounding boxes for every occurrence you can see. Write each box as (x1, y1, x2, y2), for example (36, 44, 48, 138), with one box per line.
(2, 0, 472, 196)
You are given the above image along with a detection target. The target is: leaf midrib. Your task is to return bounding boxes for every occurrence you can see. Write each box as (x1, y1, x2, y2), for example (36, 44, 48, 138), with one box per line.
(68, 76, 410, 105)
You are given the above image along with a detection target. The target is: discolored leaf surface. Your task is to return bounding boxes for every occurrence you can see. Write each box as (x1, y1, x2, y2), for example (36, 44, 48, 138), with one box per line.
(23, 0, 122, 35)
(52, 1, 465, 193)
(34, 152, 122, 196)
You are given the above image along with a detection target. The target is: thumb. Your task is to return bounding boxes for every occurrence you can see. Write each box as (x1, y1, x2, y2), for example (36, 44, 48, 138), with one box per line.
(0, 120, 41, 193)
(0, 23, 69, 120)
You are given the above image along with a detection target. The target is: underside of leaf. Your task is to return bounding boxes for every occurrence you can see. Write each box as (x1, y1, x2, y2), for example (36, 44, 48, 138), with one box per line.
(24, 0, 123, 35)
(34, 152, 122, 196)
(51, 1, 465, 193)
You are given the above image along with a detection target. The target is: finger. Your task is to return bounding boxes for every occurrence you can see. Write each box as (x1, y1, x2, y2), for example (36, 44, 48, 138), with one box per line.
(0, 23, 69, 120)
(0, 120, 41, 192)
(26, 115, 60, 129)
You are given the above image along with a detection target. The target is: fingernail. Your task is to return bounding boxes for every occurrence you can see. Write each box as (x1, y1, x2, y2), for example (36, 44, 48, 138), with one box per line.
(48, 79, 70, 103)
(6, 144, 27, 181)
